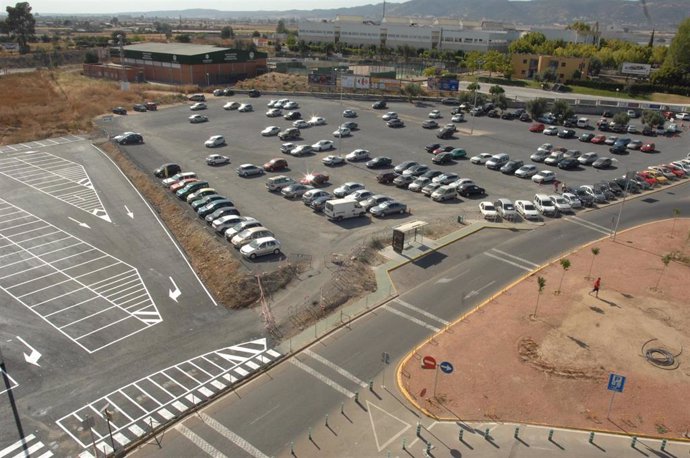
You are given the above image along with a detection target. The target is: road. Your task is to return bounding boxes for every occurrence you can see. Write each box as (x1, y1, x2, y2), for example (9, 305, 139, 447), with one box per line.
(131, 181, 689, 457)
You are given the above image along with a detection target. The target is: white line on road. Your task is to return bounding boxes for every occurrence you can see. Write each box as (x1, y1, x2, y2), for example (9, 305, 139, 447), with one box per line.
(483, 251, 533, 272)
(434, 269, 469, 284)
(303, 349, 367, 387)
(464, 280, 497, 300)
(289, 359, 354, 397)
(563, 216, 612, 235)
(393, 298, 450, 325)
(382, 305, 441, 332)
(176, 424, 228, 458)
(490, 249, 540, 267)
(199, 413, 270, 458)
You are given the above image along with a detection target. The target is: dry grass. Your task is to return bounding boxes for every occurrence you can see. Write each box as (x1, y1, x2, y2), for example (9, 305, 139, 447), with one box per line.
(98, 140, 303, 308)
(0, 68, 186, 144)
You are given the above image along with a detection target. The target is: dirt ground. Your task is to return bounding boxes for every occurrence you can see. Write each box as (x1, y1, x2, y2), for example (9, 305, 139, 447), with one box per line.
(399, 218, 690, 439)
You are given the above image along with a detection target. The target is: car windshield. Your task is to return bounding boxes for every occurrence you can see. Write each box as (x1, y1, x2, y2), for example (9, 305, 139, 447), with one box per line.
(524, 204, 536, 211)
(504, 204, 515, 210)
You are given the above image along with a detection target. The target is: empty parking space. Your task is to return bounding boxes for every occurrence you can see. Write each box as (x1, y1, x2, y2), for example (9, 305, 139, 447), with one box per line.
(0, 149, 110, 222)
(0, 135, 83, 154)
(0, 198, 160, 353)
(57, 338, 281, 456)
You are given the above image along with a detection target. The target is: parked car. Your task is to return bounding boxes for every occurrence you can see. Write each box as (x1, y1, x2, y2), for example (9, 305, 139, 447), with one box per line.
(458, 184, 486, 197)
(530, 150, 550, 163)
(206, 154, 230, 166)
(113, 132, 143, 145)
(558, 128, 576, 139)
(112, 106, 127, 115)
(153, 163, 182, 179)
(231, 227, 275, 249)
(204, 135, 226, 148)
(333, 182, 365, 197)
(263, 158, 288, 172)
(557, 158, 579, 170)
(479, 201, 499, 220)
(485, 153, 510, 170)
(346, 149, 370, 162)
(261, 126, 280, 136)
(578, 152, 599, 165)
(370, 201, 407, 217)
(300, 172, 330, 186)
(236, 164, 265, 177)
(343, 109, 358, 118)
(529, 123, 545, 133)
(190, 102, 207, 111)
(284, 111, 302, 120)
(133, 103, 147, 112)
(543, 125, 559, 136)
(422, 120, 439, 129)
(387, 119, 405, 128)
(376, 172, 398, 184)
(470, 153, 493, 164)
(515, 200, 540, 220)
(302, 189, 332, 206)
(238, 103, 253, 112)
(500, 160, 524, 175)
(549, 194, 572, 213)
(382, 112, 398, 121)
(372, 100, 387, 109)
(366, 156, 392, 168)
(534, 194, 558, 217)
(333, 127, 351, 137)
(532, 170, 556, 184)
(494, 198, 517, 219)
(408, 177, 431, 192)
(281, 183, 313, 199)
(515, 164, 538, 178)
(322, 155, 345, 167)
(394, 161, 419, 174)
(579, 133, 595, 142)
(240, 237, 281, 259)
(592, 157, 613, 169)
(224, 101, 241, 110)
(640, 143, 656, 153)
(290, 145, 314, 157)
(312, 140, 335, 152)
(393, 174, 415, 188)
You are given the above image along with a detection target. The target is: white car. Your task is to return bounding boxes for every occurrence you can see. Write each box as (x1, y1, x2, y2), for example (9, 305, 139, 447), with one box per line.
(190, 102, 207, 111)
(238, 103, 253, 112)
(479, 201, 498, 220)
(240, 236, 281, 260)
(189, 114, 208, 123)
(312, 140, 335, 152)
(322, 155, 345, 166)
(283, 101, 299, 109)
(290, 145, 314, 156)
(432, 172, 459, 184)
(266, 99, 278, 107)
(261, 126, 280, 136)
(224, 218, 261, 239)
(470, 153, 493, 164)
(346, 149, 370, 161)
(204, 135, 226, 148)
(223, 101, 241, 110)
(537, 143, 553, 153)
(206, 154, 230, 166)
(293, 120, 310, 129)
(266, 108, 282, 117)
(236, 164, 265, 177)
(382, 112, 398, 121)
(346, 189, 374, 202)
(408, 177, 431, 192)
(543, 125, 559, 135)
(333, 182, 365, 197)
(561, 192, 582, 209)
(532, 170, 556, 184)
(451, 114, 464, 122)
(578, 152, 599, 165)
(515, 200, 540, 220)
(333, 127, 351, 137)
(674, 112, 690, 121)
(515, 165, 538, 178)
(549, 194, 572, 213)
(448, 178, 474, 190)
(627, 139, 643, 150)
(308, 116, 326, 126)
(428, 110, 442, 119)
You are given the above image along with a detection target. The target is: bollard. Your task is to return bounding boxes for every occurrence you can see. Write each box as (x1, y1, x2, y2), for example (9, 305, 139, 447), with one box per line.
(588, 432, 595, 444)
(402, 438, 407, 450)
(308, 427, 312, 441)
(369, 380, 373, 391)
(661, 439, 667, 451)
(548, 429, 554, 441)
(631, 436, 637, 448)
(485, 428, 491, 440)
(416, 422, 422, 436)
(341, 402, 344, 415)
(290, 441, 294, 455)
(425, 442, 432, 456)
(325, 414, 329, 427)
(355, 391, 359, 403)
(514, 426, 520, 439)
(387, 451, 391, 458)
(459, 428, 464, 441)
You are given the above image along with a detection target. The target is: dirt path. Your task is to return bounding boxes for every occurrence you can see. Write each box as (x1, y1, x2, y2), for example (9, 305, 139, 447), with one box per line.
(399, 218, 690, 439)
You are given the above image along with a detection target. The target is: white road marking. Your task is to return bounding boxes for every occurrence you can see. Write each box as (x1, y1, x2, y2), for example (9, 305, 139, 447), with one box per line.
(382, 305, 441, 332)
(435, 268, 469, 284)
(464, 281, 497, 300)
(290, 359, 355, 397)
(177, 424, 228, 458)
(483, 251, 533, 272)
(0, 434, 52, 458)
(563, 216, 612, 235)
(303, 349, 368, 387)
(393, 298, 450, 325)
(0, 368, 19, 395)
(490, 249, 540, 267)
(199, 413, 270, 458)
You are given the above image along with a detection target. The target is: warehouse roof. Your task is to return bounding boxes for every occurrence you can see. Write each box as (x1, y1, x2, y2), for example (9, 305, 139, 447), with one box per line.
(123, 43, 232, 56)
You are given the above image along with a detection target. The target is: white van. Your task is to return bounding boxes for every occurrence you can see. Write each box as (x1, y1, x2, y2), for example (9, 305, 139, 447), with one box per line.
(544, 151, 564, 166)
(576, 117, 591, 128)
(324, 198, 366, 221)
(534, 194, 558, 217)
(266, 175, 296, 192)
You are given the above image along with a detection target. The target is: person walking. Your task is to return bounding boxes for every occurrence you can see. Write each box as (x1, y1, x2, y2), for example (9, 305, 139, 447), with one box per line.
(591, 277, 601, 298)
(553, 180, 559, 192)
(561, 182, 567, 193)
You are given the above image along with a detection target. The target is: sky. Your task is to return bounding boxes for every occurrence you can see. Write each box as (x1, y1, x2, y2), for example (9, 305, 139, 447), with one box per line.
(20, 0, 406, 15)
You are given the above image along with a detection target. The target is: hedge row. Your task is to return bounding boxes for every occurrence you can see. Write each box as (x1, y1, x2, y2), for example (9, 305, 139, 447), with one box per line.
(565, 79, 690, 97)
(477, 76, 529, 87)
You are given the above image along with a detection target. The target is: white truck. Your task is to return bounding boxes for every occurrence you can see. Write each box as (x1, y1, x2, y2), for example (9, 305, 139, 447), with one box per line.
(324, 198, 366, 221)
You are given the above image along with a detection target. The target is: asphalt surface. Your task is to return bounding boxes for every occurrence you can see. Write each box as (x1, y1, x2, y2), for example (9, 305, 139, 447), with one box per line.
(131, 181, 690, 458)
(105, 94, 689, 274)
(0, 139, 278, 457)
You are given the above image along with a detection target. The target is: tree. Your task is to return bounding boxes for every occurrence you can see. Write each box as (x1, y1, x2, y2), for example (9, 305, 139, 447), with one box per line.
(465, 51, 483, 74)
(552, 99, 574, 121)
(111, 30, 126, 43)
(5, 2, 36, 54)
(533, 276, 546, 318)
(403, 83, 424, 98)
(567, 21, 592, 33)
(422, 66, 438, 77)
(492, 94, 508, 111)
(489, 84, 505, 96)
(556, 258, 571, 294)
(641, 109, 666, 128)
(482, 50, 505, 76)
(467, 81, 480, 92)
(154, 22, 172, 38)
(219, 26, 234, 39)
(175, 34, 191, 43)
(612, 112, 630, 127)
(276, 19, 287, 34)
(252, 30, 261, 37)
(285, 34, 296, 50)
(654, 254, 672, 291)
(587, 247, 600, 280)
(526, 98, 548, 120)
(657, 17, 690, 87)
(508, 32, 546, 54)
(110, 17, 119, 26)
(84, 51, 98, 64)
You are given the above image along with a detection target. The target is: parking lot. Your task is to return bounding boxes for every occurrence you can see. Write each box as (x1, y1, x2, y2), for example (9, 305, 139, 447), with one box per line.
(107, 94, 690, 267)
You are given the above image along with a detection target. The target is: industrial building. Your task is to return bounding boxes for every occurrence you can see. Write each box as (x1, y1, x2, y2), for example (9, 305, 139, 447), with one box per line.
(84, 43, 268, 85)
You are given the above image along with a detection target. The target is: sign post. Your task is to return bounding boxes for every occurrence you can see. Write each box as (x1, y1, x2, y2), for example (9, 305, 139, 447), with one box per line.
(381, 352, 391, 387)
(433, 361, 454, 398)
(606, 373, 626, 418)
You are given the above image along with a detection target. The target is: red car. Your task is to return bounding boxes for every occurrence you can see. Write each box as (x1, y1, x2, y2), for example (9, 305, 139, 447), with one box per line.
(170, 178, 198, 192)
(432, 146, 454, 155)
(661, 164, 686, 178)
(300, 172, 329, 186)
(636, 171, 658, 186)
(263, 158, 288, 172)
(529, 123, 545, 133)
(591, 135, 607, 144)
(640, 143, 655, 153)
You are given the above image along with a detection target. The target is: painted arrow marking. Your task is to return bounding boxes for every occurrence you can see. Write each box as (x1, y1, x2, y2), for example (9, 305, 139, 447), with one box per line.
(16, 336, 41, 366)
(124, 205, 134, 219)
(68, 216, 90, 229)
(435, 269, 469, 284)
(169, 277, 181, 302)
(463, 280, 496, 300)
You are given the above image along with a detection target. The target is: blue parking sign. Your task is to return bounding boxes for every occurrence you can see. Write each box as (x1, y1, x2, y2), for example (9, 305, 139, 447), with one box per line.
(607, 373, 626, 393)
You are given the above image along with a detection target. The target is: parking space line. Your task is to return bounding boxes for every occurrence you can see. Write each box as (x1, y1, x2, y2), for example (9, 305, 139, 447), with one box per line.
(0, 264, 44, 280)
(38, 240, 86, 257)
(6, 271, 61, 289)
(188, 361, 214, 379)
(383, 305, 442, 332)
(29, 287, 87, 308)
(59, 306, 117, 329)
(42, 247, 96, 265)
(175, 366, 203, 384)
(43, 296, 99, 317)
(57, 340, 281, 452)
(98, 278, 139, 294)
(74, 315, 132, 341)
(16, 278, 74, 299)
(564, 216, 612, 235)
(0, 368, 19, 395)
(290, 359, 355, 397)
(303, 349, 368, 388)
(61, 255, 109, 272)
(16, 231, 64, 245)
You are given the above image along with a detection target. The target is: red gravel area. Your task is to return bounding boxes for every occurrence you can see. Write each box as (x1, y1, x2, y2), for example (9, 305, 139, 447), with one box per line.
(399, 219, 690, 438)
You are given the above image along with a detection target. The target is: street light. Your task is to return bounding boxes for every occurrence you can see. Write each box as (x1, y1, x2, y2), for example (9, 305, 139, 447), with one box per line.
(206, 73, 210, 87)
(612, 169, 635, 240)
(101, 405, 116, 452)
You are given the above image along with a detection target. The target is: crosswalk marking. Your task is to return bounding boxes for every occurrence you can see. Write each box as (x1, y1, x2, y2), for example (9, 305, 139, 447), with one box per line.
(303, 349, 368, 387)
(383, 305, 442, 332)
(483, 251, 533, 271)
(564, 216, 612, 235)
(290, 359, 355, 397)
(490, 249, 540, 268)
(177, 425, 228, 458)
(0, 434, 53, 458)
(393, 298, 450, 325)
(200, 413, 270, 458)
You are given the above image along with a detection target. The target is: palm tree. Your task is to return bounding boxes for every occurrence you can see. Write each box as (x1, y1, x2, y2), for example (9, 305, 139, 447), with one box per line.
(672, 208, 680, 236)
(654, 254, 672, 291)
(533, 276, 546, 318)
(587, 247, 600, 280)
(556, 258, 571, 294)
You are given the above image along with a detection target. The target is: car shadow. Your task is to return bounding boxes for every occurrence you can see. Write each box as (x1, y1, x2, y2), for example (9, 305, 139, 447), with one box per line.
(331, 218, 372, 228)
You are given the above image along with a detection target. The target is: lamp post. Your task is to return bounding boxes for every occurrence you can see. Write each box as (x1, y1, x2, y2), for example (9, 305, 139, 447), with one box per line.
(469, 60, 483, 136)
(612, 170, 634, 240)
(206, 72, 210, 87)
(102, 405, 116, 452)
